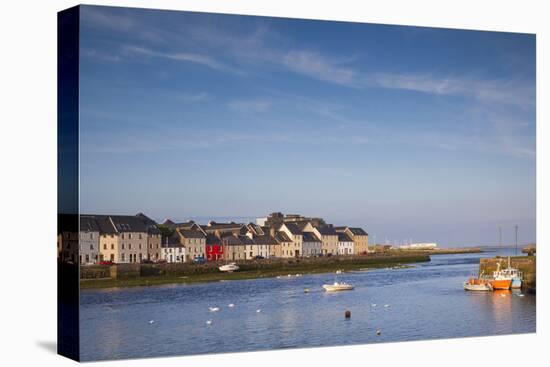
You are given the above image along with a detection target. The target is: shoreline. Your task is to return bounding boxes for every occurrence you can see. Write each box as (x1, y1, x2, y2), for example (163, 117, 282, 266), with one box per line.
(79, 254, 431, 290)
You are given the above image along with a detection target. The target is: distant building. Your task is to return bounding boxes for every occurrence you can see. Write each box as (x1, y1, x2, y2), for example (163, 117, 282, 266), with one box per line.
(335, 227, 369, 255)
(399, 243, 437, 250)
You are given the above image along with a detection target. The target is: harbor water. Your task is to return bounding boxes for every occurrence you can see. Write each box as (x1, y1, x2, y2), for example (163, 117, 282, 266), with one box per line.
(80, 249, 535, 361)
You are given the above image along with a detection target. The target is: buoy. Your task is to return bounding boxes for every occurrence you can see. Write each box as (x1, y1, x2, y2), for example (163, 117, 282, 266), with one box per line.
(518, 294, 525, 297)
(206, 320, 212, 325)
(376, 330, 381, 335)
(304, 288, 310, 293)
(384, 304, 390, 308)
(228, 303, 235, 307)
(256, 309, 262, 313)
(371, 303, 377, 307)
(149, 320, 155, 324)
(345, 310, 351, 319)
(209, 307, 220, 312)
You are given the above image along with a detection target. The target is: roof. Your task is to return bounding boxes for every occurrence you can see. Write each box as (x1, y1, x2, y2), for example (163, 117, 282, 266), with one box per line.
(348, 227, 368, 236)
(253, 234, 278, 245)
(303, 232, 321, 243)
(222, 235, 244, 246)
(80, 216, 100, 232)
(204, 222, 245, 230)
(338, 233, 353, 242)
(109, 215, 148, 233)
(275, 231, 292, 243)
(161, 233, 183, 248)
(316, 226, 337, 236)
(178, 229, 206, 239)
(206, 233, 221, 244)
(283, 222, 302, 235)
(295, 221, 311, 231)
(93, 215, 117, 234)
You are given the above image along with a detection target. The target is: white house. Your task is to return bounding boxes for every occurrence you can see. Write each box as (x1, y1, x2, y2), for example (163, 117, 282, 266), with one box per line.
(79, 216, 100, 264)
(302, 232, 322, 257)
(337, 232, 354, 255)
(160, 234, 186, 263)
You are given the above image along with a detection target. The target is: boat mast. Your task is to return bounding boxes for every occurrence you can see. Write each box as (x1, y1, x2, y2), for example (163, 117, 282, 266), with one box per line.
(515, 225, 518, 256)
(498, 225, 502, 256)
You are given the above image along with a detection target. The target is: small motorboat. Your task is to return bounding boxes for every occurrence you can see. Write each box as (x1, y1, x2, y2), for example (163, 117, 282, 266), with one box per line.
(322, 282, 354, 292)
(464, 278, 493, 291)
(490, 262, 513, 290)
(219, 263, 240, 272)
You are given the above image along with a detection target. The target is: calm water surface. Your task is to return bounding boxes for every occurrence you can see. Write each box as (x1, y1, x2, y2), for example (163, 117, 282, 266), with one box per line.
(80, 249, 535, 361)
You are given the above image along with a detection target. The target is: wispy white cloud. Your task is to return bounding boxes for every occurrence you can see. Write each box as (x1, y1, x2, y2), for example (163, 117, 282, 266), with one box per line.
(281, 50, 358, 87)
(123, 45, 241, 74)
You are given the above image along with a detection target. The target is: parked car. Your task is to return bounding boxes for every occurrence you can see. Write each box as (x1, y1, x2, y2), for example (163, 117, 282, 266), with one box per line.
(193, 257, 206, 264)
(155, 259, 167, 264)
(99, 260, 115, 266)
(253, 255, 265, 260)
(140, 259, 154, 264)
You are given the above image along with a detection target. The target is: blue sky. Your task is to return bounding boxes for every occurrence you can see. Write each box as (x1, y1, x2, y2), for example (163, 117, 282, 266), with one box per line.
(79, 5, 535, 247)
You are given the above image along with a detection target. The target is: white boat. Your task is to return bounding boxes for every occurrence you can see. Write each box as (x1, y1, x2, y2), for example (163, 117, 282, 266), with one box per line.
(322, 282, 354, 292)
(219, 263, 239, 272)
(463, 281, 493, 291)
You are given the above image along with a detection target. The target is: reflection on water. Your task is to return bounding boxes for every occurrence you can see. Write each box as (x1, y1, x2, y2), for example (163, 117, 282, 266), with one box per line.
(80, 249, 535, 361)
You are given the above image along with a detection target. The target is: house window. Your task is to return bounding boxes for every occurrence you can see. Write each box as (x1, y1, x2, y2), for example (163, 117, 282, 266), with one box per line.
(103, 244, 107, 250)
(139, 234, 142, 239)
(90, 233, 93, 240)
(121, 233, 125, 239)
(129, 244, 132, 250)
(90, 244, 93, 250)
(139, 244, 142, 249)
(111, 244, 114, 250)
(121, 244, 125, 250)
(129, 233, 132, 239)
(121, 254, 125, 262)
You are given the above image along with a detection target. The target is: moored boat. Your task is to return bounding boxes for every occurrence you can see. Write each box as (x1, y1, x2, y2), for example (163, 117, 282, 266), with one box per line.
(489, 262, 515, 290)
(219, 262, 240, 272)
(322, 282, 354, 292)
(464, 277, 493, 291)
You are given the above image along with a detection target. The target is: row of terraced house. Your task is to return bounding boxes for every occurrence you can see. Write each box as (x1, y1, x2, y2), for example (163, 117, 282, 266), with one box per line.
(57, 212, 370, 264)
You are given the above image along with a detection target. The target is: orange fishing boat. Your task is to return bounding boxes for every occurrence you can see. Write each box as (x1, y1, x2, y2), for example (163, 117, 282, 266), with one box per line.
(490, 263, 512, 290)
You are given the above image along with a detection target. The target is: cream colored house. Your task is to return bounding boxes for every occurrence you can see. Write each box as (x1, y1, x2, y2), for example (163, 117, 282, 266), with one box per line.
(274, 231, 292, 258)
(313, 226, 338, 255)
(177, 229, 206, 261)
(222, 235, 247, 261)
(95, 215, 148, 263)
(248, 234, 279, 258)
(342, 227, 369, 254)
(337, 232, 354, 255)
(278, 223, 303, 257)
